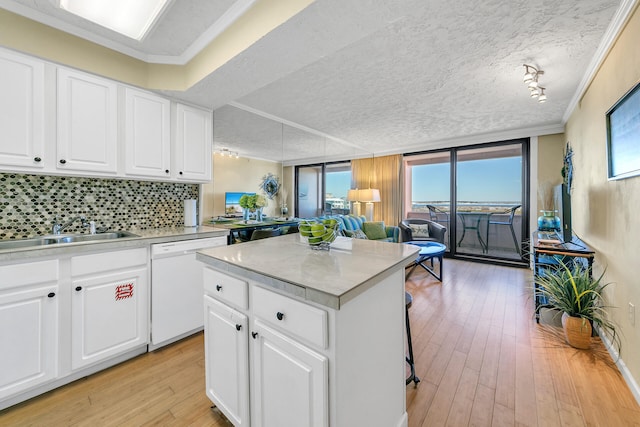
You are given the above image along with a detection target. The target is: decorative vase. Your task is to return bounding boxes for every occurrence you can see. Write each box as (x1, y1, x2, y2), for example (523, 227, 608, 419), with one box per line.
(537, 210, 561, 231)
(561, 312, 592, 349)
(256, 207, 264, 222)
(242, 208, 250, 221)
(281, 205, 288, 216)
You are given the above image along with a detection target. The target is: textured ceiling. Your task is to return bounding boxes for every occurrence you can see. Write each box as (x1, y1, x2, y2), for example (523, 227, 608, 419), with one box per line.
(0, 0, 625, 164)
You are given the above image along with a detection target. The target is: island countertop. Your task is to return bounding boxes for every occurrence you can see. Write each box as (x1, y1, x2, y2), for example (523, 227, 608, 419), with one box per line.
(196, 234, 419, 309)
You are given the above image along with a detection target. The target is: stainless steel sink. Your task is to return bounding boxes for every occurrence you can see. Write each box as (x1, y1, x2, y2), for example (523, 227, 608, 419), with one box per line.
(0, 231, 139, 250)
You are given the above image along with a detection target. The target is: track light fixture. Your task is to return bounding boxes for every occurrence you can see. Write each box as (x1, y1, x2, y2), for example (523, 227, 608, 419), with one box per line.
(214, 148, 239, 158)
(523, 64, 547, 103)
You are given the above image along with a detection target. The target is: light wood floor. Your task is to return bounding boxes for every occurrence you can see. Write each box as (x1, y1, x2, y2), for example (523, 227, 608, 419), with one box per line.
(2, 259, 639, 426)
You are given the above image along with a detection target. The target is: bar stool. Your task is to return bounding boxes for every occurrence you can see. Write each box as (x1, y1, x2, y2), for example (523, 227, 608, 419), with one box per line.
(405, 291, 420, 386)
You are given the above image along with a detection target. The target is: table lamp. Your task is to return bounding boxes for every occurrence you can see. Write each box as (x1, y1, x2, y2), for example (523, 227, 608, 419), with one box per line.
(359, 188, 380, 221)
(347, 189, 362, 216)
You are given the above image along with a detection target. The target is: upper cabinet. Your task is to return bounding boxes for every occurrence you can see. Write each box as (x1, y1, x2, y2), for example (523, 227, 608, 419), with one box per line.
(124, 88, 171, 179)
(57, 67, 118, 175)
(174, 104, 212, 182)
(0, 50, 46, 170)
(0, 48, 212, 183)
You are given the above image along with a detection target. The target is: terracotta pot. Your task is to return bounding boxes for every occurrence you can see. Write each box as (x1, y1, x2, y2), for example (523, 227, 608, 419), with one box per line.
(561, 312, 592, 349)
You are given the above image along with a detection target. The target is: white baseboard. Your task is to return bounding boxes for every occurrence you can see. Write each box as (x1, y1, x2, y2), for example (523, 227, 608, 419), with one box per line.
(597, 326, 640, 405)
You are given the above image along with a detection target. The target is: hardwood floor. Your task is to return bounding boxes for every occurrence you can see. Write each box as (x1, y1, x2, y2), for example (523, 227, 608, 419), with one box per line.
(2, 259, 639, 426)
(405, 259, 640, 426)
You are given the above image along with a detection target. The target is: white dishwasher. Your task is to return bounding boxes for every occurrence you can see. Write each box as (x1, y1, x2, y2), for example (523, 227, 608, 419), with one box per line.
(150, 237, 226, 350)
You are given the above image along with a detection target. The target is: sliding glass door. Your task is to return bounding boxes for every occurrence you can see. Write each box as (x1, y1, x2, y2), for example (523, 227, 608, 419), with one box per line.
(455, 143, 525, 260)
(404, 139, 528, 264)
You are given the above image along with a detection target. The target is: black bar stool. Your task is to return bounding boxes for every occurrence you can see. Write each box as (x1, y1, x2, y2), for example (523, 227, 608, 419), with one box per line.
(405, 291, 420, 386)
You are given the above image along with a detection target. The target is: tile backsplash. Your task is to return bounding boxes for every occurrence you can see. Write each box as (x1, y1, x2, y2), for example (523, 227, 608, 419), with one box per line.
(0, 173, 199, 239)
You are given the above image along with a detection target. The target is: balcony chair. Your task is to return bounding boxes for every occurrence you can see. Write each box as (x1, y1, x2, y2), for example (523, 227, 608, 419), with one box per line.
(486, 204, 521, 255)
(399, 218, 447, 244)
(426, 204, 450, 227)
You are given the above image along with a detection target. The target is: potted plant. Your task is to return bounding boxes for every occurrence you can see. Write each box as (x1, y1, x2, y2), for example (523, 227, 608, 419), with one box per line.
(239, 194, 267, 221)
(535, 260, 620, 351)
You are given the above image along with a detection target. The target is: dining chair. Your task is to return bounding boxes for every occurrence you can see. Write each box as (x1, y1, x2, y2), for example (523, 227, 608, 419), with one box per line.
(486, 204, 521, 255)
(249, 228, 281, 240)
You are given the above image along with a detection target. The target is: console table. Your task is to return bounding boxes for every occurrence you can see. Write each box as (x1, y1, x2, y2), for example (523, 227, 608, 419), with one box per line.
(532, 231, 595, 322)
(208, 219, 299, 244)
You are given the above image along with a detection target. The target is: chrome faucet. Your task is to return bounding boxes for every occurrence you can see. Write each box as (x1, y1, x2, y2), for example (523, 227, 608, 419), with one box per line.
(52, 216, 90, 235)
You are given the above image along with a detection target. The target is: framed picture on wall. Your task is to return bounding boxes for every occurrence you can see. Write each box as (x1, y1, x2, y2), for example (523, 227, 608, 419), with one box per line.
(606, 80, 640, 180)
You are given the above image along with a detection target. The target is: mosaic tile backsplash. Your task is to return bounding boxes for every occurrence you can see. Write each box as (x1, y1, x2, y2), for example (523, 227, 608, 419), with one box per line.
(0, 173, 199, 240)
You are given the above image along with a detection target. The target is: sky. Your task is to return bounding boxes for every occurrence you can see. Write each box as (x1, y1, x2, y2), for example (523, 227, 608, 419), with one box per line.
(324, 156, 522, 203)
(413, 157, 522, 202)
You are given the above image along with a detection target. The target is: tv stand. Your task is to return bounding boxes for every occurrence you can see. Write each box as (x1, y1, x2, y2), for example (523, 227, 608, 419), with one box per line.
(532, 231, 595, 322)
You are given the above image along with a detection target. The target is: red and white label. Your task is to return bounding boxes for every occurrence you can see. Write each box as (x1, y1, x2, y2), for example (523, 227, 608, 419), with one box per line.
(115, 283, 134, 301)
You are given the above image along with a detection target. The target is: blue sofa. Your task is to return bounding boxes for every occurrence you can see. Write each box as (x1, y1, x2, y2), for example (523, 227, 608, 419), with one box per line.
(304, 214, 400, 243)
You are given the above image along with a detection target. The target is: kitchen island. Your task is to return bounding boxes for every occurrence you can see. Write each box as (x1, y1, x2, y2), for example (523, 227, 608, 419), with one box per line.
(197, 234, 419, 427)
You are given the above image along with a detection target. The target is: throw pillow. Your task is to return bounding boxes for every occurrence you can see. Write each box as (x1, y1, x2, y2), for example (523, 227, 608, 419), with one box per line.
(363, 221, 387, 240)
(409, 224, 430, 238)
(345, 229, 369, 239)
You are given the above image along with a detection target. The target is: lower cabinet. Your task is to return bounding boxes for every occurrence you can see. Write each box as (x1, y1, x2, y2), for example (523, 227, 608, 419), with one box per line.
(251, 320, 328, 427)
(71, 263, 148, 370)
(0, 247, 149, 410)
(203, 267, 329, 427)
(204, 295, 250, 426)
(0, 260, 59, 400)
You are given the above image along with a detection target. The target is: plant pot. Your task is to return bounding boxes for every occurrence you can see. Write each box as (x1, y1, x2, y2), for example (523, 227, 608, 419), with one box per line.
(561, 312, 592, 349)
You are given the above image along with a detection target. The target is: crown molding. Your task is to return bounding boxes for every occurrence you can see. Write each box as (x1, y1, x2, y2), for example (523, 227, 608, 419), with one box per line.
(562, 0, 640, 123)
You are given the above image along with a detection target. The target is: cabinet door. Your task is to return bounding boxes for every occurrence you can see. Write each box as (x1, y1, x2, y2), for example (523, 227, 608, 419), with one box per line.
(0, 48, 45, 170)
(0, 281, 58, 399)
(252, 320, 328, 427)
(71, 267, 148, 370)
(57, 67, 118, 174)
(124, 88, 171, 179)
(204, 295, 250, 427)
(174, 103, 212, 182)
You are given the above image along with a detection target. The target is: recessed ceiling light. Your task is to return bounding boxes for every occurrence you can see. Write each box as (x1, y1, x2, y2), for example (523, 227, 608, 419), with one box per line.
(58, 0, 170, 40)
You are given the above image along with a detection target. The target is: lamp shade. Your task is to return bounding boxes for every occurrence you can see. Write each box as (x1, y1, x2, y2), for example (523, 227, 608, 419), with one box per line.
(359, 188, 381, 202)
(347, 189, 361, 201)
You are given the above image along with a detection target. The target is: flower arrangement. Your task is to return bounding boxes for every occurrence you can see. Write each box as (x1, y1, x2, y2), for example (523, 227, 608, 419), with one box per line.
(239, 194, 267, 210)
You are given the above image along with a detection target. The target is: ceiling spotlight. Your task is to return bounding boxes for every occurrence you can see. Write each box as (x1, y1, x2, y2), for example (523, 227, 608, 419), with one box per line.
(523, 64, 546, 102)
(538, 87, 547, 103)
(215, 148, 239, 158)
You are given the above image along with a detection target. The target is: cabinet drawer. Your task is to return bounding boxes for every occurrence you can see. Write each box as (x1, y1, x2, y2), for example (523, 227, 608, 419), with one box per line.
(203, 268, 248, 310)
(253, 286, 328, 349)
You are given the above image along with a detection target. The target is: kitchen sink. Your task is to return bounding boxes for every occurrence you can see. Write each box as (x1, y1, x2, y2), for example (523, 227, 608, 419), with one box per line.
(0, 231, 139, 250)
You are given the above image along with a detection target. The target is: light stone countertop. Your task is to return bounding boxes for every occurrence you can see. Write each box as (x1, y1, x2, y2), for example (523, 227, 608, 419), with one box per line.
(197, 234, 419, 309)
(0, 225, 229, 263)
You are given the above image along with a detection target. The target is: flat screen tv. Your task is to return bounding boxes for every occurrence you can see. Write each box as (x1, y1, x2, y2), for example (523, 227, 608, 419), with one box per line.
(224, 192, 255, 217)
(553, 184, 572, 243)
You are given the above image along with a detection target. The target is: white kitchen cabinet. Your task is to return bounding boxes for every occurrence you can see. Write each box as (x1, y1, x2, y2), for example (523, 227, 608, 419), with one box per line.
(174, 103, 212, 182)
(70, 248, 148, 370)
(124, 87, 171, 179)
(0, 260, 58, 400)
(57, 67, 118, 175)
(204, 295, 250, 427)
(251, 320, 328, 427)
(0, 48, 46, 171)
(203, 267, 329, 427)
